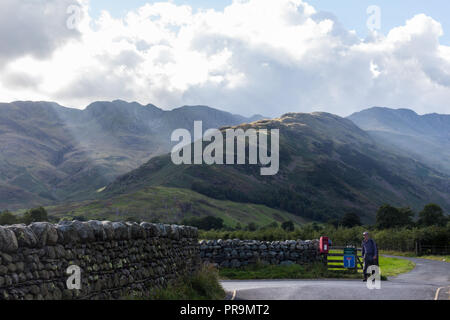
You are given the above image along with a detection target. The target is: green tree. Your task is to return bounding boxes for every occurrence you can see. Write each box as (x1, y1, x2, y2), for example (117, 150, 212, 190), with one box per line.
(281, 220, 295, 232)
(340, 213, 362, 228)
(245, 222, 258, 231)
(326, 218, 340, 228)
(23, 207, 49, 225)
(417, 204, 447, 227)
(182, 216, 224, 230)
(398, 207, 415, 227)
(376, 205, 414, 229)
(0, 210, 18, 225)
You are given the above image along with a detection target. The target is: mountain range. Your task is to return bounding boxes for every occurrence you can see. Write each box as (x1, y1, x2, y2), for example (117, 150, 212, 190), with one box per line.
(348, 107, 450, 174)
(0, 100, 263, 209)
(101, 112, 450, 223)
(0, 100, 448, 224)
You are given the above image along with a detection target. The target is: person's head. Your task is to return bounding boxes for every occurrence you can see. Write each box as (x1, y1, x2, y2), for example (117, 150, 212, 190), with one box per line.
(363, 231, 369, 241)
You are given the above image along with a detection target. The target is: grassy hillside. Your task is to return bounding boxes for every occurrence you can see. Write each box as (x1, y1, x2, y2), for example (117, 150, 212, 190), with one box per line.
(47, 186, 309, 228)
(103, 112, 450, 223)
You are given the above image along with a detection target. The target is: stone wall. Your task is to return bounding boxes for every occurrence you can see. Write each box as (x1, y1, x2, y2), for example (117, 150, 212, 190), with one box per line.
(0, 220, 200, 300)
(200, 239, 325, 268)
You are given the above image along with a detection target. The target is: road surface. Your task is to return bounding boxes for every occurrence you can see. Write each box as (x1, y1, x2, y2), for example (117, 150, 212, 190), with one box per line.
(221, 256, 450, 300)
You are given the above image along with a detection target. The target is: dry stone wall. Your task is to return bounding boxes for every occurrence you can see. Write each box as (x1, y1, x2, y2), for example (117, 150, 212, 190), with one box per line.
(0, 221, 200, 300)
(200, 239, 325, 268)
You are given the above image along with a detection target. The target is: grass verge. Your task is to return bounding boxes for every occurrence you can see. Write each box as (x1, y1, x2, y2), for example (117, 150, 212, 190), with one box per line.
(220, 254, 415, 281)
(219, 262, 363, 280)
(380, 250, 449, 263)
(126, 264, 226, 300)
(378, 256, 415, 277)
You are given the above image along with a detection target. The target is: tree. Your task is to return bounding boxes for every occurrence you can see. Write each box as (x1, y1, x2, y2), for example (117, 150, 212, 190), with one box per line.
(182, 216, 224, 230)
(245, 222, 258, 231)
(375, 204, 414, 229)
(281, 220, 295, 232)
(0, 210, 18, 225)
(326, 218, 340, 228)
(417, 204, 447, 227)
(260, 221, 279, 230)
(23, 207, 49, 225)
(398, 207, 415, 227)
(340, 213, 362, 228)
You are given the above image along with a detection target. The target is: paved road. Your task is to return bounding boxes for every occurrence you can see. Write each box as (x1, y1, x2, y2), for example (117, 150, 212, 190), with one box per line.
(221, 256, 450, 300)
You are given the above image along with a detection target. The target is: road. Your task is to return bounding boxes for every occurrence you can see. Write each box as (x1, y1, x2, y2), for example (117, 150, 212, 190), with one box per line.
(221, 256, 450, 300)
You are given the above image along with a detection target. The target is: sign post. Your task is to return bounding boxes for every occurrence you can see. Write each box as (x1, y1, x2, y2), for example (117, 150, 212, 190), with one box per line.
(343, 247, 357, 270)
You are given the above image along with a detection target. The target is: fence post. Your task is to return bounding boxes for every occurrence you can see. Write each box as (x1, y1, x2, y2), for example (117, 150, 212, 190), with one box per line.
(418, 240, 422, 256)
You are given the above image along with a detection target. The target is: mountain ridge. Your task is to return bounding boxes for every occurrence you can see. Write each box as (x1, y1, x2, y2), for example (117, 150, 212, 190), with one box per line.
(0, 100, 265, 210)
(102, 111, 450, 223)
(348, 106, 450, 174)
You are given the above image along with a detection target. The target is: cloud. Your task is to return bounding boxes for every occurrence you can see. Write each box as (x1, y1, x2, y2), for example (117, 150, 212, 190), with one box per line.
(0, 0, 83, 67)
(0, 0, 449, 117)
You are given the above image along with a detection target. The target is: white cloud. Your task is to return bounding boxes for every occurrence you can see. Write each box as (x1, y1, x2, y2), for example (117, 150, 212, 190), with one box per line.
(0, 0, 449, 117)
(0, 0, 82, 66)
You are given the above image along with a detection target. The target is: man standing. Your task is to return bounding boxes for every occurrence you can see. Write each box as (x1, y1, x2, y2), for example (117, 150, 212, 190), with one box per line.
(362, 231, 378, 282)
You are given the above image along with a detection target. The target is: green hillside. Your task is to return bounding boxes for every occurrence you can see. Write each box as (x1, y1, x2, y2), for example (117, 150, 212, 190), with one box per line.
(103, 112, 450, 223)
(0, 100, 263, 210)
(47, 186, 309, 228)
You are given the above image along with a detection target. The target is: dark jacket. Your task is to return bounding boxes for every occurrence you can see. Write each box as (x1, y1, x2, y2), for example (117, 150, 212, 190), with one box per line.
(362, 238, 378, 258)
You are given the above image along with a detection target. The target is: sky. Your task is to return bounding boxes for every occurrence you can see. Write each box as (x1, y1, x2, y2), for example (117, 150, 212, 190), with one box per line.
(89, 0, 450, 45)
(1, 0, 450, 117)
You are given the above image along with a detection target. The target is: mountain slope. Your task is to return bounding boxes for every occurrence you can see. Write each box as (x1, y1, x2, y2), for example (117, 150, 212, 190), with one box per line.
(46, 186, 310, 228)
(0, 100, 264, 209)
(102, 112, 450, 223)
(348, 107, 450, 174)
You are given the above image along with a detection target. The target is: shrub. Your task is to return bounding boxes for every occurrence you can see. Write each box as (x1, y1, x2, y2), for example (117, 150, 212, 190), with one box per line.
(127, 264, 225, 300)
(0, 211, 19, 225)
(22, 207, 49, 224)
(182, 216, 224, 231)
(281, 220, 295, 232)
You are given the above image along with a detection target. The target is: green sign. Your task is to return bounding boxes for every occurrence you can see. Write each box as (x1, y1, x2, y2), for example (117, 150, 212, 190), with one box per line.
(344, 248, 356, 255)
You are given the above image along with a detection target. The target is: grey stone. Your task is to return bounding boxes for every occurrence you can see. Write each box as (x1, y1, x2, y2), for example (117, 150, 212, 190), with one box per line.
(87, 220, 108, 241)
(30, 222, 58, 247)
(56, 221, 80, 243)
(7, 225, 37, 248)
(0, 226, 19, 252)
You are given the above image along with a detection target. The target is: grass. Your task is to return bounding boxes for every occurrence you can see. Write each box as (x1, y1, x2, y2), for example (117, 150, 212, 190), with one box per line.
(219, 251, 416, 281)
(380, 250, 450, 263)
(220, 262, 363, 280)
(328, 249, 415, 278)
(418, 255, 449, 263)
(46, 186, 309, 228)
(125, 264, 226, 300)
(378, 256, 415, 277)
